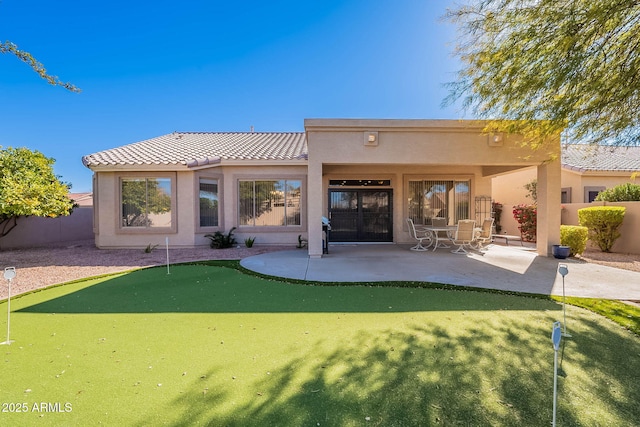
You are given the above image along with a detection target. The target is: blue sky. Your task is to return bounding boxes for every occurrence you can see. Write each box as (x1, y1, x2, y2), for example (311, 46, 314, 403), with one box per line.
(0, 0, 464, 193)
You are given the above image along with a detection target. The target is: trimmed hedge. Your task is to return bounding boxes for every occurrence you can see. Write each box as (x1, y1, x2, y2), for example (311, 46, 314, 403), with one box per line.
(578, 206, 626, 252)
(595, 183, 640, 202)
(560, 225, 588, 256)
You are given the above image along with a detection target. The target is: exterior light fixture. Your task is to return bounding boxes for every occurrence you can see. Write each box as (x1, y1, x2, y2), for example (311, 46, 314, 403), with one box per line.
(364, 131, 379, 146)
(488, 133, 504, 146)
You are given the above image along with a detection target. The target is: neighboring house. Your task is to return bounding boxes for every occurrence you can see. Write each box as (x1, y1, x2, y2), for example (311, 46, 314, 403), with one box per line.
(82, 119, 561, 257)
(493, 144, 640, 238)
(561, 144, 640, 203)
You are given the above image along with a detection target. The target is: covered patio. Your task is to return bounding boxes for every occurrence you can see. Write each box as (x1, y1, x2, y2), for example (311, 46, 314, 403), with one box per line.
(304, 119, 562, 259)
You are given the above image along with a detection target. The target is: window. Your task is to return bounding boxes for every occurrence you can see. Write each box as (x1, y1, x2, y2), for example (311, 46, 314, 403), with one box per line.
(199, 178, 219, 227)
(584, 186, 605, 203)
(561, 187, 572, 204)
(407, 179, 470, 225)
(239, 179, 301, 226)
(121, 178, 172, 228)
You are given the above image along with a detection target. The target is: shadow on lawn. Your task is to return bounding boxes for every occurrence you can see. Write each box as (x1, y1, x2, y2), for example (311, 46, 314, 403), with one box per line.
(148, 316, 639, 426)
(18, 264, 559, 314)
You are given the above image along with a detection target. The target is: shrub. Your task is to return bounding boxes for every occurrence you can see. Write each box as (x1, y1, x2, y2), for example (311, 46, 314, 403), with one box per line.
(578, 206, 625, 252)
(594, 182, 640, 202)
(523, 179, 537, 203)
(144, 243, 158, 253)
(512, 204, 537, 242)
(205, 227, 237, 249)
(560, 225, 588, 256)
(244, 236, 256, 248)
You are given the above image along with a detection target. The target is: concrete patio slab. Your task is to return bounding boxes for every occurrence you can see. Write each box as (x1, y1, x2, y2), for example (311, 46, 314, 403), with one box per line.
(241, 243, 640, 301)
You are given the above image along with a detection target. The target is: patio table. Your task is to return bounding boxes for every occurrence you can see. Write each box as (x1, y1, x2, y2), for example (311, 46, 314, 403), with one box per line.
(418, 225, 456, 251)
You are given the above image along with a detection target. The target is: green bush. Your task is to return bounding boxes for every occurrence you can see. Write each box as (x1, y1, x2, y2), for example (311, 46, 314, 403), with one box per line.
(578, 206, 625, 252)
(244, 236, 256, 248)
(560, 225, 588, 256)
(595, 183, 640, 202)
(205, 227, 237, 249)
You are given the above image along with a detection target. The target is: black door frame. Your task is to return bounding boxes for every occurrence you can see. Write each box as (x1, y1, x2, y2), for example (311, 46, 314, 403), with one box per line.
(327, 189, 393, 242)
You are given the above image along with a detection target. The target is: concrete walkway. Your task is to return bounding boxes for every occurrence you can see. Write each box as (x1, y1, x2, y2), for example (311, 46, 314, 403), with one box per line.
(241, 243, 640, 301)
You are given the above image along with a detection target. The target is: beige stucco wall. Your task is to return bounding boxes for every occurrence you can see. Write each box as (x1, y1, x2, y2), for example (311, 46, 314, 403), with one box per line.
(562, 169, 637, 203)
(562, 202, 640, 254)
(491, 167, 537, 237)
(89, 119, 562, 254)
(92, 165, 307, 249)
(0, 207, 94, 250)
(493, 168, 640, 247)
(305, 119, 561, 257)
(320, 163, 491, 244)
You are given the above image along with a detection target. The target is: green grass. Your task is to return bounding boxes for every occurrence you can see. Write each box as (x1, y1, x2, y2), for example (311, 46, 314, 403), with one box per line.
(552, 296, 640, 336)
(1, 264, 639, 426)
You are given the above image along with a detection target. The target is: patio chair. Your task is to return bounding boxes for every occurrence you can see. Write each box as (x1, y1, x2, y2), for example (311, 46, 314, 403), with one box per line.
(449, 219, 477, 254)
(407, 218, 431, 251)
(472, 218, 495, 251)
(430, 217, 451, 250)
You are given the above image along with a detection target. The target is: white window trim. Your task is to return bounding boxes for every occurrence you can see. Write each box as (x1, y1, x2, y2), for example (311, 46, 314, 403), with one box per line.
(235, 175, 306, 232)
(195, 173, 224, 233)
(116, 172, 177, 234)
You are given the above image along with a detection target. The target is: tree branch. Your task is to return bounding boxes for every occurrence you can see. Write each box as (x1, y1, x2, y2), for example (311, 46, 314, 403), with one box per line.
(0, 216, 18, 238)
(0, 41, 81, 93)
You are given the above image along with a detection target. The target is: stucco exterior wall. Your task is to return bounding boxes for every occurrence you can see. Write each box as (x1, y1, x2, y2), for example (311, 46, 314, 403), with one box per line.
(92, 165, 307, 249)
(216, 164, 308, 247)
(562, 170, 637, 203)
(305, 119, 561, 257)
(562, 202, 640, 254)
(493, 168, 639, 240)
(88, 119, 561, 254)
(320, 164, 492, 246)
(492, 168, 537, 237)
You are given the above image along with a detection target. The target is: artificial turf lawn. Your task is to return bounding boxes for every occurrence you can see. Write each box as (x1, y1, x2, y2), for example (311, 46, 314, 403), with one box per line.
(1, 264, 639, 426)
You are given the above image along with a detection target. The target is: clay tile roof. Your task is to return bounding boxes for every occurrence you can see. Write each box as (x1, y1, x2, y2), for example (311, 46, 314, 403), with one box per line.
(562, 144, 640, 172)
(82, 132, 308, 168)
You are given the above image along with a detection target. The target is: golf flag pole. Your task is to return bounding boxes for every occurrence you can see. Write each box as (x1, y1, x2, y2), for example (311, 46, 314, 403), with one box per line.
(558, 264, 571, 337)
(1, 267, 16, 346)
(166, 237, 170, 275)
(552, 321, 562, 427)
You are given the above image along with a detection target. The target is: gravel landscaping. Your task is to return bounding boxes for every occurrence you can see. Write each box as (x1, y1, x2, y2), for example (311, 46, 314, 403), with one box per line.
(0, 240, 289, 299)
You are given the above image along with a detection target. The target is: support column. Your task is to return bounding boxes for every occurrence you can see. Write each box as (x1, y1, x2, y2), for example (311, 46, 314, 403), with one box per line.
(307, 160, 324, 258)
(537, 158, 561, 256)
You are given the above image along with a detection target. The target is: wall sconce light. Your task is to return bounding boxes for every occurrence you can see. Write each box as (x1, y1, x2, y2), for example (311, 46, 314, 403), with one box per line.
(488, 133, 504, 146)
(364, 131, 379, 146)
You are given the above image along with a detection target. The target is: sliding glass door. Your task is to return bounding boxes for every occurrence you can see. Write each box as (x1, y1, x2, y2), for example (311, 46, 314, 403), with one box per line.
(328, 190, 393, 242)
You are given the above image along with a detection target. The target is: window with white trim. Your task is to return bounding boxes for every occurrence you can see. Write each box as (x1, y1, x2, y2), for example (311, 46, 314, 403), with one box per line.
(121, 177, 172, 228)
(407, 179, 470, 225)
(199, 178, 219, 227)
(239, 179, 301, 226)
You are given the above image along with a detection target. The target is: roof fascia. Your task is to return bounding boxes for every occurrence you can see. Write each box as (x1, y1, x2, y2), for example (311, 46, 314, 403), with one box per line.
(304, 118, 488, 133)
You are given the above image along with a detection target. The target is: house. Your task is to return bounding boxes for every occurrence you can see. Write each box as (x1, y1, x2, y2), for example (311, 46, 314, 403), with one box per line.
(82, 119, 562, 257)
(561, 144, 640, 203)
(493, 144, 640, 238)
